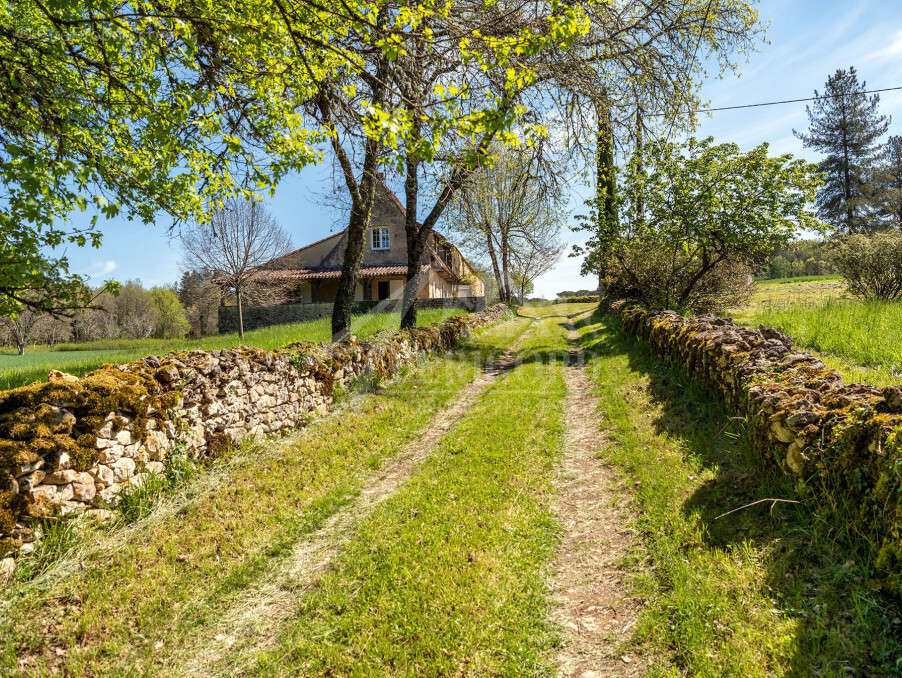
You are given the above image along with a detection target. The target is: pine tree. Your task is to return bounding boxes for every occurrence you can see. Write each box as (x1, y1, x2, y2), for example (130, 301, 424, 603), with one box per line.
(794, 66, 889, 233)
(876, 136, 902, 229)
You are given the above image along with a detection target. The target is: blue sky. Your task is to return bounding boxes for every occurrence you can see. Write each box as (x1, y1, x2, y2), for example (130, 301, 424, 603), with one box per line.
(68, 0, 902, 298)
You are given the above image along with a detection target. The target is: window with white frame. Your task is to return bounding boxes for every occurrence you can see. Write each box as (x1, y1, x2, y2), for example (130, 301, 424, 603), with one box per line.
(371, 227, 390, 250)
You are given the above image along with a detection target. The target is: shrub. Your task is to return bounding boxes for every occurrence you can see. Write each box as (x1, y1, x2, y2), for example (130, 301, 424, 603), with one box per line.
(603, 242, 753, 313)
(833, 231, 902, 300)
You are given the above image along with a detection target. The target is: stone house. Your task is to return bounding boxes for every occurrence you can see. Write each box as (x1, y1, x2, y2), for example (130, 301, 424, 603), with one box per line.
(252, 180, 485, 304)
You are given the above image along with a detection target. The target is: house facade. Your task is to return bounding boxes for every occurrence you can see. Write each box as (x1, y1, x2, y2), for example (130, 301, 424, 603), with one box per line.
(252, 180, 485, 305)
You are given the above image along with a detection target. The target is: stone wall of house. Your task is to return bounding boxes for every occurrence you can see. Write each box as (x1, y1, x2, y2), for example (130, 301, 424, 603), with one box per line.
(218, 297, 488, 334)
(606, 300, 902, 594)
(0, 305, 510, 575)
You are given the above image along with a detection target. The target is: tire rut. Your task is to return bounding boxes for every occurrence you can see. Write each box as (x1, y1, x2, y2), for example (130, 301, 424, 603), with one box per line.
(171, 322, 533, 677)
(551, 313, 644, 678)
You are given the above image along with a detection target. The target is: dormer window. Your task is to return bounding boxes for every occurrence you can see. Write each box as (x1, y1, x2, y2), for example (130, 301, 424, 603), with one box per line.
(371, 227, 390, 251)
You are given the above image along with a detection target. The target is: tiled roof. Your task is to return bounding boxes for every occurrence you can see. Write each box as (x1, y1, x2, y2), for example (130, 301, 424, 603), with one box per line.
(247, 265, 418, 283)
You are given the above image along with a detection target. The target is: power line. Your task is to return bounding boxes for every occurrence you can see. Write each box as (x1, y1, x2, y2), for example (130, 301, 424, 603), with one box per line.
(652, 84, 902, 117)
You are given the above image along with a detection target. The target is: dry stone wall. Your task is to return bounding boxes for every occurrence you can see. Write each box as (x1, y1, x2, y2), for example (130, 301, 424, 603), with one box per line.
(606, 300, 902, 595)
(0, 305, 509, 571)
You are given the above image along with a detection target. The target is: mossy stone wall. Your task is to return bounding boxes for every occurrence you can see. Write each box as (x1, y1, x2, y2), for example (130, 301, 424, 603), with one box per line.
(606, 300, 902, 595)
(0, 305, 510, 571)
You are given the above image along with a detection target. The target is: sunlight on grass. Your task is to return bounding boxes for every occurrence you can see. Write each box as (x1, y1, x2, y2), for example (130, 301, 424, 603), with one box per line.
(244, 312, 569, 677)
(728, 277, 902, 386)
(0, 309, 463, 391)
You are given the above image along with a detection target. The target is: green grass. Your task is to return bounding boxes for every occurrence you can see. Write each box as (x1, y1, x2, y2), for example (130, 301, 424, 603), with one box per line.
(728, 278, 902, 386)
(243, 306, 570, 676)
(0, 314, 523, 677)
(578, 311, 902, 677)
(755, 274, 842, 285)
(0, 309, 463, 391)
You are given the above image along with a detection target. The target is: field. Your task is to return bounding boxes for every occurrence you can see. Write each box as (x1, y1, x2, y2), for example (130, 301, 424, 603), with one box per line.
(0, 309, 463, 391)
(729, 276, 902, 386)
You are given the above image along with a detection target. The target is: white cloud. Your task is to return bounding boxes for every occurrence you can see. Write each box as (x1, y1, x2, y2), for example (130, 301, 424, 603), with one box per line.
(861, 28, 902, 64)
(85, 259, 117, 278)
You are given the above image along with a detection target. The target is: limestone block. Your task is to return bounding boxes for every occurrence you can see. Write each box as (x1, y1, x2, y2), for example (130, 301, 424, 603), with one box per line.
(59, 500, 84, 516)
(99, 486, 120, 505)
(99, 446, 124, 464)
(0, 557, 15, 586)
(56, 484, 74, 502)
(43, 469, 78, 485)
(17, 470, 45, 491)
(97, 420, 113, 439)
(144, 430, 171, 461)
(112, 457, 136, 482)
(785, 442, 805, 475)
(89, 465, 115, 488)
(770, 418, 795, 444)
(30, 484, 59, 503)
(71, 472, 97, 502)
(128, 472, 150, 489)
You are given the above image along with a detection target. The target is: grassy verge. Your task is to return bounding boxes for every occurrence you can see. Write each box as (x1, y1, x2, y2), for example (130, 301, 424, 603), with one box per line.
(0, 315, 525, 677)
(234, 307, 571, 677)
(578, 311, 902, 677)
(0, 308, 464, 391)
(736, 297, 902, 386)
(728, 278, 901, 386)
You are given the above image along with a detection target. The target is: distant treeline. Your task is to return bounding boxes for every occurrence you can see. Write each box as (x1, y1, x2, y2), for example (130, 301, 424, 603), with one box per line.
(0, 272, 221, 352)
(757, 241, 836, 280)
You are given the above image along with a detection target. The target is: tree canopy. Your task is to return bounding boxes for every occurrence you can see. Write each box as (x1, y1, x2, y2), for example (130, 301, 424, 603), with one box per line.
(1, 1, 323, 317)
(605, 137, 823, 310)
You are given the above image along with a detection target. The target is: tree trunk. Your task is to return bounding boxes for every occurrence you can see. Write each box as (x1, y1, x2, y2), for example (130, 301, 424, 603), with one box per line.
(500, 230, 511, 302)
(236, 286, 245, 339)
(596, 95, 618, 291)
(328, 10, 390, 342)
(635, 106, 644, 225)
(485, 229, 504, 302)
(400, 155, 421, 329)
(13, 320, 25, 355)
(332, 196, 372, 341)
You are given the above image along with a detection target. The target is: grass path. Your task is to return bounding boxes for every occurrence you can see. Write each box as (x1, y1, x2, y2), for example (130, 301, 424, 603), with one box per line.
(550, 310, 644, 677)
(172, 324, 535, 677)
(235, 305, 573, 676)
(0, 315, 531, 676)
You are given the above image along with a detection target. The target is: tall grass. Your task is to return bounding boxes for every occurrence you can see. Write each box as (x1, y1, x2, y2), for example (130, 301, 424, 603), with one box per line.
(0, 309, 463, 391)
(749, 297, 902, 385)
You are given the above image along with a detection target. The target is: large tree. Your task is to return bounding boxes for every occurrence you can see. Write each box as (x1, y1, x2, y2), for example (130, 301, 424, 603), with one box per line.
(181, 200, 292, 338)
(550, 0, 763, 290)
(388, 0, 585, 328)
(794, 67, 889, 233)
(607, 137, 822, 311)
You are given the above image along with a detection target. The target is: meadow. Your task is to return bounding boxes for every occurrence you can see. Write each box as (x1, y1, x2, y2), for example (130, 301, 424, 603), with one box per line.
(0, 308, 463, 391)
(728, 276, 902, 386)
